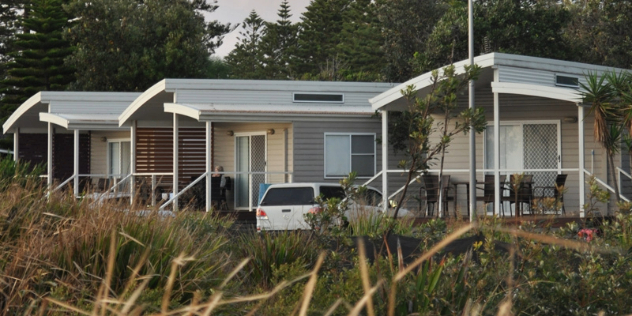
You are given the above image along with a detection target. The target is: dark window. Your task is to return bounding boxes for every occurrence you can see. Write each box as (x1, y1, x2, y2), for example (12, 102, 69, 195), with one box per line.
(358, 188, 382, 206)
(294, 93, 344, 103)
(320, 186, 345, 200)
(555, 75, 579, 88)
(261, 187, 315, 206)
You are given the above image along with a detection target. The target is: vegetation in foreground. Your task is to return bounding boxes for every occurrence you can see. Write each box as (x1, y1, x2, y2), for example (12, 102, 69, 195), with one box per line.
(1, 160, 632, 315)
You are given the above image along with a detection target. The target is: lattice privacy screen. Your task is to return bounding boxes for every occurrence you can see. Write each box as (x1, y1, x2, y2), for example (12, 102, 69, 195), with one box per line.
(251, 135, 266, 205)
(523, 124, 558, 188)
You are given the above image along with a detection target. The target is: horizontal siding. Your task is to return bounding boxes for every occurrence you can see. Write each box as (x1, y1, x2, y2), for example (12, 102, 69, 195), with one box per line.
(90, 131, 130, 184)
(498, 66, 588, 88)
(175, 89, 381, 108)
(213, 122, 293, 206)
(427, 90, 610, 215)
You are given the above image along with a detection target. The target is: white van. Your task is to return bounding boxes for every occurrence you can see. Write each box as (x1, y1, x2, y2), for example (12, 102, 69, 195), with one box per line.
(256, 183, 409, 231)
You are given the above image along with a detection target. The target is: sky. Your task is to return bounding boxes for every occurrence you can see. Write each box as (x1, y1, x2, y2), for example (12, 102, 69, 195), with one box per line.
(211, 0, 312, 58)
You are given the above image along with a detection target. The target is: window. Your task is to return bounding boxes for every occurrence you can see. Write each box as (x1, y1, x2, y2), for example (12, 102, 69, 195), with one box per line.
(108, 140, 131, 177)
(555, 75, 579, 88)
(320, 186, 345, 200)
(293, 93, 344, 103)
(324, 133, 375, 178)
(261, 187, 315, 206)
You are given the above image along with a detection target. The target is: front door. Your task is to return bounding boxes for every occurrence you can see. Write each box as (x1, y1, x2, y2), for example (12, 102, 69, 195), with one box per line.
(235, 134, 266, 210)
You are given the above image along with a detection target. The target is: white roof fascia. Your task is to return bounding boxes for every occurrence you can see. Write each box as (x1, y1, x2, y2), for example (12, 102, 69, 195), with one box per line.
(118, 79, 168, 126)
(491, 82, 583, 103)
(164, 78, 395, 93)
(164, 103, 374, 122)
(3, 92, 44, 134)
(370, 52, 629, 111)
(40, 113, 124, 130)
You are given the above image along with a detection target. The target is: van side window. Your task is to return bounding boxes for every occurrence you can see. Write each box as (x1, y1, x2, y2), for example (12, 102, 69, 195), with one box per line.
(320, 186, 345, 200)
(261, 187, 315, 206)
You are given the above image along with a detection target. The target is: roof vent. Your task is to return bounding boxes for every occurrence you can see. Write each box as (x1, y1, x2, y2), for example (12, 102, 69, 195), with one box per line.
(293, 93, 344, 103)
(555, 75, 579, 88)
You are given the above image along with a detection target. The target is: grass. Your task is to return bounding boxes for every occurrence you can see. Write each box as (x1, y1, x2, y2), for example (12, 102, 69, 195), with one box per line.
(2, 160, 632, 315)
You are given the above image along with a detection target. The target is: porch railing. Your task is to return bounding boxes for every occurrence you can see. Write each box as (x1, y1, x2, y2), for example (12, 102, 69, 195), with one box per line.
(586, 169, 630, 202)
(617, 167, 632, 201)
(157, 171, 294, 212)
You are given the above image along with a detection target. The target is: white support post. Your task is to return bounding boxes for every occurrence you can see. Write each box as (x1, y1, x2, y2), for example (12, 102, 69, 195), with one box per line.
(47, 123, 53, 187)
(493, 80, 501, 217)
(206, 121, 212, 212)
(382, 110, 389, 212)
(579, 105, 585, 218)
(13, 128, 19, 162)
(173, 114, 179, 211)
(73, 129, 79, 197)
(130, 121, 136, 205)
(468, 0, 476, 221)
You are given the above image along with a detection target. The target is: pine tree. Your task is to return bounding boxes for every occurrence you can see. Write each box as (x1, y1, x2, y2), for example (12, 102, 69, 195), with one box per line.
(0, 0, 74, 124)
(259, 1, 298, 79)
(225, 10, 266, 79)
(294, 0, 351, 79)
(337, 0, 385, 81)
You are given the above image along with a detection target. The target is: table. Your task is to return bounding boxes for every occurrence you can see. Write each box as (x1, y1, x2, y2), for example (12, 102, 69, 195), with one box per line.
(452, 180, 534, 217)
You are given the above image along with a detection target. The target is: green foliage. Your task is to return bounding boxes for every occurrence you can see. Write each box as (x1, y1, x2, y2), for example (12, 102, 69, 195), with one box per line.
(240, 231, 320, 289)
(294, 0, 351, 77)
(584, 176, 611, 217)
(0, 0, 75, 124)
(225, 10, 266, 79)
(348, 212, 414, 239)
(0, 155, 45, 191)
(304, 172, 359, 236)
(565, 0, 632, 69)
(258, 0, 299, 80)
(390, 64, 485, 218)
(64, 0, 231, 91)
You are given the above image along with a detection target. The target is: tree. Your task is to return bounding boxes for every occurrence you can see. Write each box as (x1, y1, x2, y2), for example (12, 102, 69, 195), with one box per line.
(378, 0, 447, 82)
(64, 0, 232, 91)
(225, 10, 266, 79)
(336, 0, 385, 81)
(581, 71, 632, 205)
(258, 1, 298, 79)
(565, 0, 632, 69)
(0, 0, 74, 124)
(416, 0, 573, 74)
(390, 64, 486, 219)
(294, 0, 351, 78)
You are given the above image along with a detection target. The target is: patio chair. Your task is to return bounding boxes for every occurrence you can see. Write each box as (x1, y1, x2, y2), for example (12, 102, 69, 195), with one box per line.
(476, 174, 506, 216)
(534, 174, 567, 215)
(420, 174, 454, 217)
(503, 174, 534, 216)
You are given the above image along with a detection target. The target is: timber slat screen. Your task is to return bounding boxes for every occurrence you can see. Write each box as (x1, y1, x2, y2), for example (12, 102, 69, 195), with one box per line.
(135, 128, 206, 190)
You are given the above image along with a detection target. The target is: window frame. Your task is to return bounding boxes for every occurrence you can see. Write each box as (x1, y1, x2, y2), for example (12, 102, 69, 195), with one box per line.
(554, 73, 580, 89)
(323, 133, 376, 179)
(106, 138, 131, 178)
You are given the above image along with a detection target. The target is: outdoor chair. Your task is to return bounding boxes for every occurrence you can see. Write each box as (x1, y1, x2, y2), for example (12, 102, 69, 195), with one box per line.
(476, 174, 506, 216)
(420, 174, 454, 217)
(502, 174, 534, 216)
(534, 174, 567, 215)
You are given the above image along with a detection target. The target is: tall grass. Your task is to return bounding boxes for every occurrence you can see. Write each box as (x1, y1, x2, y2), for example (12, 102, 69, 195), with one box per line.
(2, 166, 632, 315)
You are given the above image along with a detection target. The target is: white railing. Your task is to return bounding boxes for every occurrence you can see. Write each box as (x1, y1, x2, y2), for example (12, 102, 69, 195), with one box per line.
(616, 167, 632, 201)
(158, 171, 293, 212)
(159, 172, 207, 210)
(585, 169, 630, 202)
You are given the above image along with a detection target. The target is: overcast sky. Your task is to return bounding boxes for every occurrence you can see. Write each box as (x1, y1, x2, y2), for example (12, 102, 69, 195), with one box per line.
(212, 0, 312, 58)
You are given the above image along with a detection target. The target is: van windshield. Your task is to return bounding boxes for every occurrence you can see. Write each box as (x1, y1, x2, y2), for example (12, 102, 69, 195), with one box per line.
(261, 187, 315, 206)
(320, 186, 345, 200)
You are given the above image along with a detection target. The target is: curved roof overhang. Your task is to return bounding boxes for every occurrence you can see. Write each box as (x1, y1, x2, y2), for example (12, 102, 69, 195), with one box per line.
(118, 80, 172, 126)
(164, 103, 374, 123)
(370, 52, 627, 111)
(2, 92, 47, 134)
(39, 113, 124, 130)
